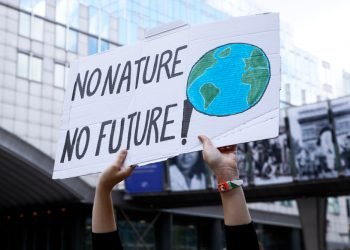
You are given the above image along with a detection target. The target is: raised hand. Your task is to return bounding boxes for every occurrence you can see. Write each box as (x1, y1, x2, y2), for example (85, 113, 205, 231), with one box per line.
(198, 135, 239, 183)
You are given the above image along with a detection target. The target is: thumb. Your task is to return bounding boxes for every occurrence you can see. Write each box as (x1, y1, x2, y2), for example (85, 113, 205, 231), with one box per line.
(198, 135, 213, 149)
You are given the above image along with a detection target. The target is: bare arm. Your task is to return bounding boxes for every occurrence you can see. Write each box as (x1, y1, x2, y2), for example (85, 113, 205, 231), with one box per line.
(92, 150, 135, 233)
(199, 135, 251, 226)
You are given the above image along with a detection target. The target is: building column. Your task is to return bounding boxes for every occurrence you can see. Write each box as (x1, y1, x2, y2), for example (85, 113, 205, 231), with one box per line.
(210, 219, 223, 250)
(154, 213, 172, 250)
(297, 197, 327, 250)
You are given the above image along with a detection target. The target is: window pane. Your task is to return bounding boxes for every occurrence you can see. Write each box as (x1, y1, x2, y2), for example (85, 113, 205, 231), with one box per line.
(118, 18, 127, 45)
(30, 57, 42, 82)
(67, 29, 78, 52)
(20, 0, 31, 11)
(100, 11, 109, 38)
(69, 0, 80, 28)
(54, 64, 65, 88)
(31, 17, 44, 41)
(56, 25, 66, 48)
(57, 0, 79, 27)
(89, 7, 99, 35)
(100, 40, 109, 52)
(328, 197, 340, 215)
(32, 0, 46, 16)
(129, 22, 138, 43)
(17, 53, 29, 78)
(19, 12, 30, 37)
(88, 36, 98, 55)
(56, 0, 67, 24)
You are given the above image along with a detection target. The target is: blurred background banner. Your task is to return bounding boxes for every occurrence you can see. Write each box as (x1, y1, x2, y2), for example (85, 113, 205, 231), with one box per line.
(167, 152, 209, 191)
(125, 162, 165, 194)
(252, 115, 292, 185)
(330, 96, 350, 176)
(235, 144, 253, 186)
(287, 101, 339, 181)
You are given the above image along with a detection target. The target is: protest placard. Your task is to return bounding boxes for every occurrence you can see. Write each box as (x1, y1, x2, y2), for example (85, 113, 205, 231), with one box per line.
(53, 13, 280, 179)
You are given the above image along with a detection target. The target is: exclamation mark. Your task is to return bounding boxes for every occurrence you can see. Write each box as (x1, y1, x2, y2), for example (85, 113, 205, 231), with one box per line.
(181, 99, 193, 145)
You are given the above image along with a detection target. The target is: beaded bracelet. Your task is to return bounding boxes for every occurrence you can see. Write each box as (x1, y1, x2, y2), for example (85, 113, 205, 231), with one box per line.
(217, 179, 243, 192)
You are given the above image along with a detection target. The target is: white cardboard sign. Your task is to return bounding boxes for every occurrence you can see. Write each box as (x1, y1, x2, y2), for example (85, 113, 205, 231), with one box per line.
(53, 13, 281, 179)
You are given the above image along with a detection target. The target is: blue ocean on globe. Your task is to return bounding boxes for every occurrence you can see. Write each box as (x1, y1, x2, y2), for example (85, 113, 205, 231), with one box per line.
(186, 43, 270, 116)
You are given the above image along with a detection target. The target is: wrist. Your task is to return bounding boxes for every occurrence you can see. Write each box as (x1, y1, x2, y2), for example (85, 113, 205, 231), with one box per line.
(215, 169, 239, 183)
(96, 181, 113, 194)
(220, 186, 244, 199)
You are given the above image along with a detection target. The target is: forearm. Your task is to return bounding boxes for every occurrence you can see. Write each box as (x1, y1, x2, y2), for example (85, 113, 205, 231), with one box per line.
(92, 185, 117, 233)
(220, 187, 251, 226)
(215, 169, 251, 226)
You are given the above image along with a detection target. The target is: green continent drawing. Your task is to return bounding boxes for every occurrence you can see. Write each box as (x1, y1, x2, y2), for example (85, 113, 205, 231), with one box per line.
(188, 50, 217, 86)
(186, 43, 271, 116)
(200, 83, 220, 109)
(219, 47, 231, 58)
(242, 48, 270, 105)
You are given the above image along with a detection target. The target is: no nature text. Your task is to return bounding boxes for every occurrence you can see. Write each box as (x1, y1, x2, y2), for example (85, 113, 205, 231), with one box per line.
(71, 45, 188, 101)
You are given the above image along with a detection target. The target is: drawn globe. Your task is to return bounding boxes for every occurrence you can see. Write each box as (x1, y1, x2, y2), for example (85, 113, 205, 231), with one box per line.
(186, 43, 271, 116)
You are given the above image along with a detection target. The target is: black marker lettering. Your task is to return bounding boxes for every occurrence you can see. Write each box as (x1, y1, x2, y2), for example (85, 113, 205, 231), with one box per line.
(134, 110, 150, 146)
(134, 57, 146, 89)
(101, 64, 121, 96)
(160, 103, 177, 142)
(76, 126, 90, 160)
(109, 119, 125, 153)
(127, 112, 137, 150)
(117, 61, 131, 93)
(87, 68, 102, 97)
(95, 120, 112, 156)
(60, 128, 78, 163)
(157, 50, 173, 82)
(71, 71, 89, 101)
(143, 55, 159, 84)
(172, 45, 187, 77)
(146, 107, 162, 145)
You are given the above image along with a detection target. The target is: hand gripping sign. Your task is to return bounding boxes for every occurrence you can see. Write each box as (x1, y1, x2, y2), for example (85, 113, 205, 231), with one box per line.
(53, 13, 280, 179)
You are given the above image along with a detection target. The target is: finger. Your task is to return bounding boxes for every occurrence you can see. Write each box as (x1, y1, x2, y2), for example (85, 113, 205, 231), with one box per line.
(198, 135, 214, 149)
(119, 165, 136, 179)
(114, 149, 127, 167)
(125, 165, 137, 176)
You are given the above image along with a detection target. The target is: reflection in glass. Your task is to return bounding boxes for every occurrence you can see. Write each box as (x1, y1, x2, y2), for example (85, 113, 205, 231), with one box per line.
(100, 10, 110, 38)
(32, 0, 46, 16)
(20, 0, 31, 10)
(30, 57, 42, 82)
(17, 53, 29, 78)
(100, 40, 109, 52)
(89, 6, 99, 35)
(88, 36, 98, 55)
(54, 64, 66, 88)
(31, 17, 44, 41)
(55, 25, 66, 48)
(19, 12, 30, 37)
(68, 29, 78, 52)
(56, 0, 79, 28)
(20, 0, 45, 16)
(118, 18, 128, 45)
